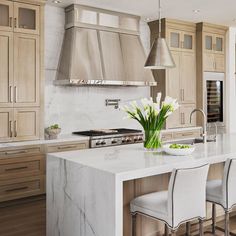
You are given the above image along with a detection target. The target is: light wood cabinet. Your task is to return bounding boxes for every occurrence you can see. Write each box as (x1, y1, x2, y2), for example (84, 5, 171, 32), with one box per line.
(0, 108, 13, 142)
(149, 19, 196, 129)
(0, 0, 44, 142)
(0, 1, 40, 34)
(181, 52, 196, 103)
(13, 2, 40, 35)
(168, 28, 195, 52)
(180, 104, 196, 127)
(204, 33, 224, 54)
(0, 31, 13, 108)
(0, 0, 13, 31)
(14, 33, 40, 107)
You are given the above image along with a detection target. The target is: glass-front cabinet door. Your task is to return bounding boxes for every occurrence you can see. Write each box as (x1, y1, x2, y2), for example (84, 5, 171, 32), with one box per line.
(182, 32, 195, 52)
(168, 29, 181, 51)
(0, 0, 13, 31)
(204, 33, 214, 53)
(14, 2, 39, 35)
(215, 35, 224, 54)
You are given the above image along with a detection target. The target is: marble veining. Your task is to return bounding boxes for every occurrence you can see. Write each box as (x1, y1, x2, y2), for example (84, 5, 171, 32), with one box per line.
(47, 134, 236, 236)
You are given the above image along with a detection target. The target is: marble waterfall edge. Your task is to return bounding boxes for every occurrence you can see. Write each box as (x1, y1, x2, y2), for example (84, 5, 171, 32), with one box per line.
(47, 156, 121, 236)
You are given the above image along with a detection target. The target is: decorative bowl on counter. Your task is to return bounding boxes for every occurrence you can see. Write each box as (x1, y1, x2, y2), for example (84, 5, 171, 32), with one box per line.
(163, 144, 195, 156)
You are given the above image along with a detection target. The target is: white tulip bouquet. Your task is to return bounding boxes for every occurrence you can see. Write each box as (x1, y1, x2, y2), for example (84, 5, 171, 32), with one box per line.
(122, 93, 179, 149)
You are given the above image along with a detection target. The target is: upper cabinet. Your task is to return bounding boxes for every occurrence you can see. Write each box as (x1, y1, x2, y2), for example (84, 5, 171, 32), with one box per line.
(168, 29, 195, 52)
(0, 1, 40, 35)
(204, 33, 224, 54)
(0, 0, 13, 31)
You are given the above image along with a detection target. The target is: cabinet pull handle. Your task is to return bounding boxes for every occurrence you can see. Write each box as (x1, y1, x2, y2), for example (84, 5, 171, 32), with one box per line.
(14, 18, 17, 28)
(9, 121, 13, 138)
(58, 145, 78, 150)
(5, 150, 27, 155)
(182, 132, 194, 137)
(183, 89, 185, 101)
(5, 186, 28, 193)
(9, 17, 13, 27)
(14, 120, 17, 137)
(14, 86, 17, 103)
(9, 86, 13, 103)
(5, 166, 28, 172)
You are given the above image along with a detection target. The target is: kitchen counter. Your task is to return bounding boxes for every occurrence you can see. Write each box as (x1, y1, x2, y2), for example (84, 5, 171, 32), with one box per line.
(47, 134, 236, 236)
(0, 134, 89, 149)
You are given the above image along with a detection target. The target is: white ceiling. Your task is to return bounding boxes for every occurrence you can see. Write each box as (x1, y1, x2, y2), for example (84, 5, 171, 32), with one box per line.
(47, 0, 236, 26)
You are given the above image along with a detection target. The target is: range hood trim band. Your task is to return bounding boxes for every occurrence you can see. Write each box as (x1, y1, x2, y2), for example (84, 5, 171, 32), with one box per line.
(54, 79, 157, 86)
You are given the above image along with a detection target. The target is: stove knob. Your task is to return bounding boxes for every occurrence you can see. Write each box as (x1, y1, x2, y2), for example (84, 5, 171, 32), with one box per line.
(126, 137, 132, 143)
(134, 136, 139, 142)
(101, 140, 106, 145)
(122, 138, 126, 143)
(138, 136, 143, 141)
(96, 141, 101, 146)
(111, 139, 118, 144)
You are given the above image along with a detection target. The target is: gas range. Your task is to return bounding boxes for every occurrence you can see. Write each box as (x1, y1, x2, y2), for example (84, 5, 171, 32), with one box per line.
(72, 128, 143, 148)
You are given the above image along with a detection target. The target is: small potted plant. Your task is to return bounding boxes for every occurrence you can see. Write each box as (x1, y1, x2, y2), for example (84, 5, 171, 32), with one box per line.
(45, 124, 61, 140)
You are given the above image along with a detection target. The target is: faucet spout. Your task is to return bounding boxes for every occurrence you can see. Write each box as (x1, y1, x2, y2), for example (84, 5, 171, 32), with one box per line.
(190, 108, 207, 143)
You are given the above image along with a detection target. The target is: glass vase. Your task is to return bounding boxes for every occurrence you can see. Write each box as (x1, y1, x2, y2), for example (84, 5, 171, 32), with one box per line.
(144, 130, 162, 150)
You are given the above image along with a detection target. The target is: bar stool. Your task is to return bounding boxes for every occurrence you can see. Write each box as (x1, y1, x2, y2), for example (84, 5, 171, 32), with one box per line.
(130, 164, 209, 236)
(206, 158, 236, 236)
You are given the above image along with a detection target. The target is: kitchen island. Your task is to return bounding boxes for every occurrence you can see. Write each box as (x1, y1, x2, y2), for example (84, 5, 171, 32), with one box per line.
(47, 134, 236, 236)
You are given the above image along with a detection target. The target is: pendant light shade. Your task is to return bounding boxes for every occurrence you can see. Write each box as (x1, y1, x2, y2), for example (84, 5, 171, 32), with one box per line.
(144, 38, 175, 69)
(144, 0, 175, 69)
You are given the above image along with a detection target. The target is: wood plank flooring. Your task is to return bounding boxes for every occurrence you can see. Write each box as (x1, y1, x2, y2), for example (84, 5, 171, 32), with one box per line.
(0, 195, 235, 236)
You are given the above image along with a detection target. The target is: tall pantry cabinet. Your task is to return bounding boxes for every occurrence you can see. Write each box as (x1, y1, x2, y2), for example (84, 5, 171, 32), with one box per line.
(148, 19, 197, 128)
(0, 0, 44, 142)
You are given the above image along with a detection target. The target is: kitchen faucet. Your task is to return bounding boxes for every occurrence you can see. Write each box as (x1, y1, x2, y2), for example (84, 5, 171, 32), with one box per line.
(190, 109, 207, 143)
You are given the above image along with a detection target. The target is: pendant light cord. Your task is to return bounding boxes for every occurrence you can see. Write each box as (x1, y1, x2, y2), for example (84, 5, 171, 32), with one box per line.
(158, 0, 161, 38)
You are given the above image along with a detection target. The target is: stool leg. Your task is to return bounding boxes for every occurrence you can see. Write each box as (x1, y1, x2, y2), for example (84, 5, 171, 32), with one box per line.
(199, 219, 204, 236)
(186, 222, 191, 236)
(131, 214, 137, 236)
(225, 211, 230, 236)
(212, 203, 216, 234)
(171, 230, 176, 236)
(165, 224, 169, 236)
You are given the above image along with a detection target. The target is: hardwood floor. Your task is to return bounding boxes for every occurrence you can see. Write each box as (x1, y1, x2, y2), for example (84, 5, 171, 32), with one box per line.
(0, 195, 235, 236)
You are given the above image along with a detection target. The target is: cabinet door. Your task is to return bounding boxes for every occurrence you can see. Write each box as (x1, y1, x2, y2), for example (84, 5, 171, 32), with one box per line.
(0, 0, 13, 31)
(180, 104, 196, 127)
(204, 53, 215, 72)
(166, 51, 181, 101)
(0, 31, 13, 108)
(13, 2, 40, 35)
(14, 33, 40, 107)
(215, 54, 225, 72)
(214, 34, 224, 54)
(181, 52, 196, 103)
(166, 108, 181, 129)
(13, 108, 39, 141)
(0, 108, 13, 142)
(182, 32, 195, 52)
(167, 29, 181, 51)
(204, 33, 214, 53)
(99, 31, 125, 82)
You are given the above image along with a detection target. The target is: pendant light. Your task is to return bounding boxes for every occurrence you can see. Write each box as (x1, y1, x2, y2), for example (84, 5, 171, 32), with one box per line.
(144, 0, 175, 69)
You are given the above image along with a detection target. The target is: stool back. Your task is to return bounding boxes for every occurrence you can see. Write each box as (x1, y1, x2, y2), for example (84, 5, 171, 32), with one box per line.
(168, 164, 209, 228)
(223, 158, 236, 210)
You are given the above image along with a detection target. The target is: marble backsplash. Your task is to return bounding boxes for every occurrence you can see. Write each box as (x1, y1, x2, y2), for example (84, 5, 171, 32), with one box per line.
(44, 5, 151, 134)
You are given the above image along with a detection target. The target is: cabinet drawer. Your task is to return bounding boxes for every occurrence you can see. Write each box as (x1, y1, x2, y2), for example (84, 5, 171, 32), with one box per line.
(173, 130, 201, 140)
(0, 175, 45, 202)
(0, 155, 45, 180)
(0, 146, 42, 158)
(46, 141, 89, 153)
(161, 133, 173, 141)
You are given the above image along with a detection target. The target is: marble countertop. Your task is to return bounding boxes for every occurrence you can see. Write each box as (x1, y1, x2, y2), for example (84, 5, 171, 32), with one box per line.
(0, 134, 89, 149)
(49, 134, 236, 181)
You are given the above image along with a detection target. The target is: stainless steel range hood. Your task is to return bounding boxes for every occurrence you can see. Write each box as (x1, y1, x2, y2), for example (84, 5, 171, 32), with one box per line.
(54, 4, 156, 86)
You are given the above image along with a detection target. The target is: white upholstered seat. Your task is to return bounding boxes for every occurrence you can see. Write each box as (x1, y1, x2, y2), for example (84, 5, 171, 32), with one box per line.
(130, 164, 209, 235)
(206, 158, 236, 236)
